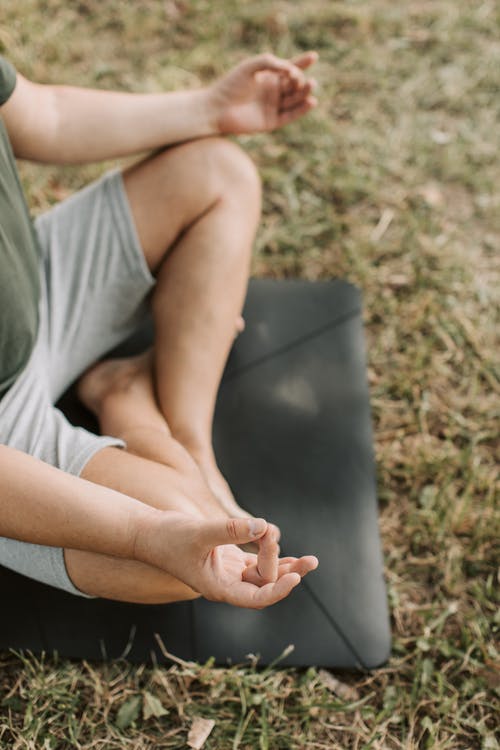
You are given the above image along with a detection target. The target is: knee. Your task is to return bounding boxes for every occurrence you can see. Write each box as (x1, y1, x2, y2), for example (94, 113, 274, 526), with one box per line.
(197, 137, 262, 209)
(213, 138, 261, 197)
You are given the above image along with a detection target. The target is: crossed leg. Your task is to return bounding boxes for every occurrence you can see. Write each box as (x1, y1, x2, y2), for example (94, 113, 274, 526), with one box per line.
(126, 135, 260, 512)
(65, 137, 279, 601)
(81, 135, 261, 516)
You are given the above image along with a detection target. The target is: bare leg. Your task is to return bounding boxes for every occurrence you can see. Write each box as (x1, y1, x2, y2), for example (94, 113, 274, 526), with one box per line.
(64, 547, 201, 604)
(122, 137, 261, 516)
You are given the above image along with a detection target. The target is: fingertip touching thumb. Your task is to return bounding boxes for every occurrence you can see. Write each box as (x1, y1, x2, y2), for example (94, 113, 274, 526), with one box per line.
(202, 517, 267, 548)
(246, 518, 267, 538)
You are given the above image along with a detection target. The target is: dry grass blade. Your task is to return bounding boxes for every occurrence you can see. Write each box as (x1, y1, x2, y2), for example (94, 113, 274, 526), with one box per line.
(154, 634, 197, 669)
(317, 670, 360, 702)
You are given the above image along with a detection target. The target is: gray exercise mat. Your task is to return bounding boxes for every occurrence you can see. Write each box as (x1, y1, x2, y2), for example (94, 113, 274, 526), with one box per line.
(0, 279, 390, 668)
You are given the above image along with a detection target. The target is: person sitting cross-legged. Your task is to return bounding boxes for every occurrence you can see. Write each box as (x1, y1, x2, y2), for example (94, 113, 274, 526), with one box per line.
(0, 51, 319, 607)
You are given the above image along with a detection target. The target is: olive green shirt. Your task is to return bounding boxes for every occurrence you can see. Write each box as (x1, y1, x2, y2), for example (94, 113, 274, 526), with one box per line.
(0, 55, 40, 401)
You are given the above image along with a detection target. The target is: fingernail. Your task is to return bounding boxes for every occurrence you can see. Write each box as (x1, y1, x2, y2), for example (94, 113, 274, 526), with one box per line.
(248, 518, 266, 537)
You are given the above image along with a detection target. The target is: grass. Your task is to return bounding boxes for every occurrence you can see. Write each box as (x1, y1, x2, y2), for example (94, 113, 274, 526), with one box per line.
(1, 0, 499, 747)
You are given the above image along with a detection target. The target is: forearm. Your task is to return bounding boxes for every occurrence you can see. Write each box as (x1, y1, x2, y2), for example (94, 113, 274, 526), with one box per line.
(0, 444, 158, 558)
(6, 75, 218, 164)
(51, 85, 217, 163)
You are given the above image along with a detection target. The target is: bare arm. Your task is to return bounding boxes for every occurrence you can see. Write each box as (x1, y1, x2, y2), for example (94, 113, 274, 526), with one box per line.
(0, 443, 154, 556)
(2, 74, 216, 164)
(1, 53, 317, 164)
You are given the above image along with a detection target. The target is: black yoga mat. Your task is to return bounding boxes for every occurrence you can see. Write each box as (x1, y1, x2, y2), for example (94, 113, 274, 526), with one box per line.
(0, 279, 390, 668)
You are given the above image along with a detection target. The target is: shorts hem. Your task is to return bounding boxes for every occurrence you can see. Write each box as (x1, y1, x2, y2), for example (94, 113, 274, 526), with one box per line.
(48, 546, 96, 599)
(69, 434, 127, 478)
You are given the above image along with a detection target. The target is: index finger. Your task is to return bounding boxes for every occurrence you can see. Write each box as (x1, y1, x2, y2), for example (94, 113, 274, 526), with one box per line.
(256, 526, 279, 583)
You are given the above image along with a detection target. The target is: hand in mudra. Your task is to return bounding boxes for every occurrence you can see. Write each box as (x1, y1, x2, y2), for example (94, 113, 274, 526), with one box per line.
(138, 512, 318, 609)
(211, 51, 318, 135)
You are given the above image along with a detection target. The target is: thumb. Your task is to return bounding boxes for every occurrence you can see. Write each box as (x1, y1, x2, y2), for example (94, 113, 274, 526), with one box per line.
(199, 517, 268, 549)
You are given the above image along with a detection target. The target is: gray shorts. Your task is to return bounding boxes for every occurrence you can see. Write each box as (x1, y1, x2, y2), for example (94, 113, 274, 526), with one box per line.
(0, 169, 155, 596)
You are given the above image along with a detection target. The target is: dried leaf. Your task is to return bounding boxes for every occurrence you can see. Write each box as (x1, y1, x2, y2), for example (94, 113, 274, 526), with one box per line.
(187, 717, 216, 749)
(317, 669, 360, 701)
(115, 695, 141, 730)
(143, 691, 168, 720)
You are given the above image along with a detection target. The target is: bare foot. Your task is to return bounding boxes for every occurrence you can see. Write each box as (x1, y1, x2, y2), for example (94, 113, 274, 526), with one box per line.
(79, 313, 243, 414)
(77, 351, 156, 418)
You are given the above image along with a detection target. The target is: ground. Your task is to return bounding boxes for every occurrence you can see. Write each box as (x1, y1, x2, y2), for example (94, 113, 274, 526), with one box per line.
(0, 1, 498, 748)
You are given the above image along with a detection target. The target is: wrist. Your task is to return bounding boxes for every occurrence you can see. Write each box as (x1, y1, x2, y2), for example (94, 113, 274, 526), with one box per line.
(202, 85, 224, 136)
(128, 504, 165, 566)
